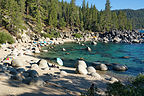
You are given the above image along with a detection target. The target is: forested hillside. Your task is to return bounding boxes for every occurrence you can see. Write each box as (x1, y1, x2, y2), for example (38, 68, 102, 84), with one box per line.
(0, 0, 139, 36)
(118, 9, 144, 29)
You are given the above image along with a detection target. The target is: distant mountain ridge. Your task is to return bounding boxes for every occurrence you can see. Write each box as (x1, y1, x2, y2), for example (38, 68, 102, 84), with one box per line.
(113, 9, 144, 29)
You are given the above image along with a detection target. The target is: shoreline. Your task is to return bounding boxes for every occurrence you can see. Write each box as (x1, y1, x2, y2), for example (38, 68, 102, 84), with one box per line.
(1, 29, 144, 95)
(0, 39, 135, 95)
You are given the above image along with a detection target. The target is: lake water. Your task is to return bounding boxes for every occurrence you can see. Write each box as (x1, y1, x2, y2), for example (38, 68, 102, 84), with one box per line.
(40, 42, 144, 76)
(139, 30, 144, 33)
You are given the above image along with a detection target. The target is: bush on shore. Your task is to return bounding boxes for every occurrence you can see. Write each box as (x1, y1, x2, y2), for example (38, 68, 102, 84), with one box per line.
(73, 33, 83, 38)
(81, 74, 144, 96)
(0, 31, 15, 44)
(106, 74, 144, 96)
(41, 29, 60, 39)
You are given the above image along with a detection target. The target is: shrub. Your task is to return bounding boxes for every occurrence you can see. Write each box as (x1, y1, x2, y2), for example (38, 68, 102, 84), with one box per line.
(0, 31, 15, 44)
(73, 33, 82, 38)
(106, 74, 144, 96)
(41, 30, 60, 39)
(81, 84, 99, 96)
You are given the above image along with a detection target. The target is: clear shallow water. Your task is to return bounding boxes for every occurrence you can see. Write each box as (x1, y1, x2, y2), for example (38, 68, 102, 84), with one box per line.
(139, 30, 144, 33)
(40, 42, 144, 76)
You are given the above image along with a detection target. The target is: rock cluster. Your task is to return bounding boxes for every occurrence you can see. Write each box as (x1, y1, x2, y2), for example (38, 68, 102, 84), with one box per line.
(98, 30, 144, 43)
(75, 60, 103, 80)
(92, 61, 128, 71)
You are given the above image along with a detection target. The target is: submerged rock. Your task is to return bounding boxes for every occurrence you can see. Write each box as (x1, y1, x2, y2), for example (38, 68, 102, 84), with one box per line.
(92, 41, 97, 45)
(113, 65, 128, 71)
(87, 47, 92, 52)
(62, 48, 66, 51)
(95, 64, 108, 71)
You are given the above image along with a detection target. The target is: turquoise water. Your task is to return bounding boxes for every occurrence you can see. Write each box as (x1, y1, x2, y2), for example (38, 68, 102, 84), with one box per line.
(40, 42, 144, 76)
(139, 30, 144, 33)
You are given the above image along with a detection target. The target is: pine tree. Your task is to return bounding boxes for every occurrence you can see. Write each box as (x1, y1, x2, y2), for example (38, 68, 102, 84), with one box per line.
(98, 11, 106, 32)
(91, 5, 98, 31)
(58, 17, 66, 28)
(49, 0, 58, 27)
(82, 0, 86, 26)
(84, 2, 90, 30)
(111, 12, 118, 30)
(104, 0, 111, 32)
(35, 0, 42, 33)
(69, 0, 76, 26)
(118, 11, 127, 31)
(4, 0, 24, 33)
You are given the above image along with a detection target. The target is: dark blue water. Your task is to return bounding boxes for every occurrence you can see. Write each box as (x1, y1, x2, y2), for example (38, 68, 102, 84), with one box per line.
(40, 42, 144, 76)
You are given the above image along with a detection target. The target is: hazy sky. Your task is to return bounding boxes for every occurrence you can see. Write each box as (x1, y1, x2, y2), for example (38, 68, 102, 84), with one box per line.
(59, 0, 144, 10)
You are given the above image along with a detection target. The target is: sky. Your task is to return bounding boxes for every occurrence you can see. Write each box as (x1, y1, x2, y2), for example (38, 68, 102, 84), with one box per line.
(59, 0, 144, 10)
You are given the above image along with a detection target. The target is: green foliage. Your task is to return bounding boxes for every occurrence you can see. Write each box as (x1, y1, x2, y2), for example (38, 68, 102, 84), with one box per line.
(81, 84, 99, 96)
(106, 74, 144, 96)
(41, 30, 60, 39)
(114, 9, 144, 29)
(0, 31, 14, 44)
(104, 0, 112, 32)
(73, 33, 82, 38)
(0, 0, 138, 34)
(58, 17, 66, 28)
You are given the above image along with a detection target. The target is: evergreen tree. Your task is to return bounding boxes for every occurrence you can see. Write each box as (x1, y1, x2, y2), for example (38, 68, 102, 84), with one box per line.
(98, 11, 106, 32)
(69, 0, 76, 26)
(58, 17, 66, 28)
(91, 5, 98, 31)
(111, 12, 118, 30)
(118, 11, 127, 31)
(0, 0, 135, 34)
(4, 0, 24, 33)
(104, 0, 111, 32)
(49, 0, 58, 27)
(35, 0, 42, 33)
(82, 0, 86, 26)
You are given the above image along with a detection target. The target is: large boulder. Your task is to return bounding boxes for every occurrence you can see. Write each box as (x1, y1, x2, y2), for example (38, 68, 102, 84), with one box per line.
(38, 59, 49, 69)
(113, 65, 128, 71)
(22, 77, 45, 87)
(76, 64, 88, 75)
(29, 77, 45, 87)
(91, 72, 102, 80)
(31, 64, 39, 69)
(87, 66, 96, 74)
(75, 60, 87, 68)
(95, 64, 108, 71)
(26, 70, 39, 78)
(11, 59, 24, 67)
